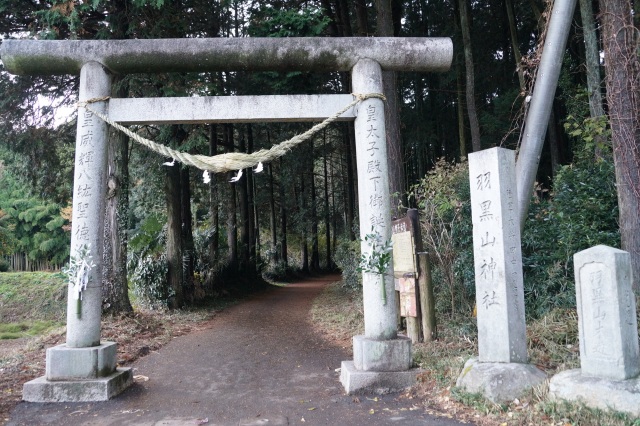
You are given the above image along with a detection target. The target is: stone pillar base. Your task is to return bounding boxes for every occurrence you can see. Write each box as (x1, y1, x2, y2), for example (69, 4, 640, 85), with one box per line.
(353, 335, 412, 371)
(46, 342, 118, 380)
(340, 361, 419, 394)
(23, 368, 133, 402)
(549, 369, 640, 417)
(456, 357, 546, 403)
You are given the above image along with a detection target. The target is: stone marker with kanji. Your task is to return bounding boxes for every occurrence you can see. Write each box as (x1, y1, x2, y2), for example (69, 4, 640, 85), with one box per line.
(549, 245, 640, 417)
(456, 147, 545, 403)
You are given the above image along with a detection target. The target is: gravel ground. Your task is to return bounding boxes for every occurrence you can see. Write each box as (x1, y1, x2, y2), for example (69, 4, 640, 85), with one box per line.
(6, 275, 472, 426)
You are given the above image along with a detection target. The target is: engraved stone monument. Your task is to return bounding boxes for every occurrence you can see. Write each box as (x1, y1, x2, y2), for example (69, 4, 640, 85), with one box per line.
(456, 147, 545, 403)
(549, 245, 640, 416)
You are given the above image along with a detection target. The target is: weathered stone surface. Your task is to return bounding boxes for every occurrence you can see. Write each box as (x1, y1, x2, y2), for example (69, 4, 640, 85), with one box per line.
(573, 245, 640, 380)
(468, 148, 527, 363)
(46, 342, 117, 381)
(352, 59, 397, 341)
(353, 335, 412, 372)
(0, 38, 453, 76)
(66, 61, 112, 349)
(456, 358, 546, 404)
(109, 94, 357, 125)
(340, 361, 419, 395)
(549, 369, 640, 417)
(23, 368, 132, 402)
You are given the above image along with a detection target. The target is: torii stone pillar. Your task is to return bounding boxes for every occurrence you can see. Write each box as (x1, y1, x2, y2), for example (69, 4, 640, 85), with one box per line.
(1, 37, 452, 401)
(22, 62, 133, 402)
(339, 59, 416, 393)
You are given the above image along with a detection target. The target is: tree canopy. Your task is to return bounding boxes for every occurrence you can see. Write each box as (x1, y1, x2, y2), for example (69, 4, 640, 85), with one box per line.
(0, 0, 636, 312)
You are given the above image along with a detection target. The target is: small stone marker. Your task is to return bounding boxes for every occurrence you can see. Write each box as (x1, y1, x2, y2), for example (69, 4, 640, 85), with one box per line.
(468, 147, 526, 363)
(456, 147, 545, 403)
(574, 245, 639, 380)
(549, 245, 640, 417)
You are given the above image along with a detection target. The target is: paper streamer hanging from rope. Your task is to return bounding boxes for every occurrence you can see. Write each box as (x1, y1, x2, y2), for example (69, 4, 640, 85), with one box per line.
(77, 93, 386, 174)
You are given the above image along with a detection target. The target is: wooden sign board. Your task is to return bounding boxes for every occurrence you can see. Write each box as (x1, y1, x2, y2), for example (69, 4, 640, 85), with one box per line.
(391, 217, 417, 278)
(392, 215, 420, 318)
(396, 277, 418, 317)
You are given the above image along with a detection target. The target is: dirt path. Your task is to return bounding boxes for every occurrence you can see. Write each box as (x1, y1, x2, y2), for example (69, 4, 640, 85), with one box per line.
(7, 275, 470, 426)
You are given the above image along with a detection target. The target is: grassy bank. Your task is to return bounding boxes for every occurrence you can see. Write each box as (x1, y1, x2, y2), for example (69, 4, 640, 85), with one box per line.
(311, 280, 640, 426)
(0, 272, 67, 339)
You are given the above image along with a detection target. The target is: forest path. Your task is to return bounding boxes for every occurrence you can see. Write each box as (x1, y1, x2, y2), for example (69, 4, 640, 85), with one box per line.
(8, 275, 469, 426)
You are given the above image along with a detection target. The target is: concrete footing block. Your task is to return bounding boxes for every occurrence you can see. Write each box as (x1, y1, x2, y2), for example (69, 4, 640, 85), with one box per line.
(23, 367, 133, 402)
(340, 361, 418, 394)
(46, 342, 117, 380)
(456, 357, 546, 403)
(549, 369, 640, 417)
(353, 335, 412, 372)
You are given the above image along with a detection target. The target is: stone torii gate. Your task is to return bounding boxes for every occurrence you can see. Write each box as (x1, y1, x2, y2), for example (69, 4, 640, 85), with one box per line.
(0, 37, 452, 402)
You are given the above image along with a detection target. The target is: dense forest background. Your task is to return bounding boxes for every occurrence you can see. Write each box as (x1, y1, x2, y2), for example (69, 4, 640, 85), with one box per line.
(0, 0, 631, 317)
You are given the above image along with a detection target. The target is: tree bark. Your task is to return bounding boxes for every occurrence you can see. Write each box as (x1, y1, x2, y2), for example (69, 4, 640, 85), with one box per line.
(598, 0, 640, 291)
(300, 171, 309, 273)
(345, 124, 356, 240)
(458, 0, 482, 152)
(279, 159, 288, 267)
(375, 0, 406, 213)
(247, 124, 257, 272)
(208, 124, 219, 265)
(180, 165, 195, 304)
(166, 157, 184, 309)
(505, 0, 526, 91)
(456, 68, 467, 159)
(269, 161, 278, 264)
(225, 124, 238, 266)
(323, 138, 332, 270)
(237, 129, 250, 271)
(355, 0, 370, 35)
(579, 0, 604, 118)
(310, 139, 320, 271)
(102, 78, 133, 315)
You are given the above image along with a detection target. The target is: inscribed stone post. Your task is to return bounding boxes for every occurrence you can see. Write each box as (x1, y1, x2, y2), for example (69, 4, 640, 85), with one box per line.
(66, 62, 112, 348)
(574, 245, 640, 380)
(352, 59, 397, 341)
(469, 147, 526, 363)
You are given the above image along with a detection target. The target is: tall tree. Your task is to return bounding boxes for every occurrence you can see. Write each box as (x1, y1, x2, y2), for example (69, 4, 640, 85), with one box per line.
(165, 157, 184, 309)
(458, 0, 482, 152)
(208, 124, 220, 265)
(578, 0, 604, 118)
(598, 0, 640, 290)
(375, 0, 406, 212)
(102, 79, 133, 314)
(101, 0, 133, 315)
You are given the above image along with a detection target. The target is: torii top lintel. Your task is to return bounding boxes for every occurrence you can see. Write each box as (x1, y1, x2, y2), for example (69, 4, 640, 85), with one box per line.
(0, 37, 452, 76)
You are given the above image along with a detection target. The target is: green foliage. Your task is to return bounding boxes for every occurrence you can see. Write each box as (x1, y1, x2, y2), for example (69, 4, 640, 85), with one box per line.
(333, 238, 362, 291)
(522, 118, 619, 317)
(0, 209, 16, 257)
(131, 253, 171, 310)
(262, 260, 295, 282)
(128, 213, 170, 309)
(0, 258, 9, 272)
(248, 6, 329, 37)
(408, 158, 474, 315)
(0, 169, 70, 264)
(128, 213, 166, 259)
(357, 229, 393, 276)
(0, 320, 58, 339)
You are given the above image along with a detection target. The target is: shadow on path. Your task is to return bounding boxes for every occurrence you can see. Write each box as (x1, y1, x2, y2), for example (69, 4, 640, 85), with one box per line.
(8, 275, 470, 426)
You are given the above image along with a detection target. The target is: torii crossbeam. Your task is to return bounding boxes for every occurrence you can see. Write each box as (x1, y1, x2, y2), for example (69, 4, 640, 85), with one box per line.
(0, 37, 452, 401)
